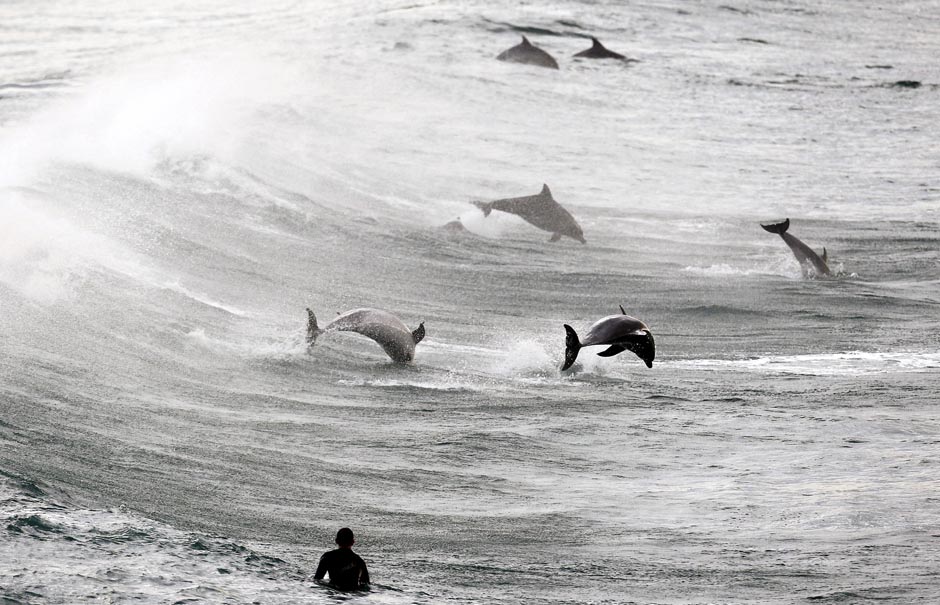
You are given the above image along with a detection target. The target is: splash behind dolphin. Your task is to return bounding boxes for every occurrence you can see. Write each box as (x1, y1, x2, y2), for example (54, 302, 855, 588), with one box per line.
(562, 306, 655, 371)
(473, 184, 585, 243)
(761, 218, 831, 277)
(496, 36, 559, 69)
(307, 307, 425, 363)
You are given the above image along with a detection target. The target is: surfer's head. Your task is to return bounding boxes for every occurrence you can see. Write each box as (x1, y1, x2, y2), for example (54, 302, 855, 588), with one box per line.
(335, 527, 355, 548)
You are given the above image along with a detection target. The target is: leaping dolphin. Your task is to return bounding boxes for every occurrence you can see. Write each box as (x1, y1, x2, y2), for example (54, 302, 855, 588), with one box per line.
(496, 36, 559, 69)
(761, 218, 831, 277)
(562, 306, 655, 371)
(306, 307, 425, 363)
(573, 37, 634, 61)
(472, 184, 586, 243)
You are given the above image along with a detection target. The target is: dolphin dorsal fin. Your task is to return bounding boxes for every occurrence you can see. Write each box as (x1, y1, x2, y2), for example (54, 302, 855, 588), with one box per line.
(822, 247, 828, 263)
(592, 37, 603, 49)
(540, 183, 552, 198)
(619, 304, 626, 315)
(521, 35, 532, 46)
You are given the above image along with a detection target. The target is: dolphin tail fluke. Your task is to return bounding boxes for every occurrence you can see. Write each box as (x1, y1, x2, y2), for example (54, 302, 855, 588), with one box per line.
(306, 308, 321, 346)
(761, 218, 790, 235)
(562, 324, 582, 371)
(412, 322, 426, 345)
(473, 201, 494, 217)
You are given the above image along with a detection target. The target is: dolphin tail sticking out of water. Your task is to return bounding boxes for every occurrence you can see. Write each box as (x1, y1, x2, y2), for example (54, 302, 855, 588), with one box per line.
(411, 322, 426, 345)
(306, 308, 322, 345)
(563, 325, 582, 371)
(760, 218, 791, 236)
(760, 218, 832, 277)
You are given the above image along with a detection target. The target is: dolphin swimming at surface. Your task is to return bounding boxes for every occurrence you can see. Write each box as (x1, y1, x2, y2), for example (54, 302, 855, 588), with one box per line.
(306, 307, 425, 363)
(496, 36, 559, 69)
(761, 218, 831, 277)
(573, 37, 634, 61)
(562, 306, 655, 371)
(472, 184, 586, 243)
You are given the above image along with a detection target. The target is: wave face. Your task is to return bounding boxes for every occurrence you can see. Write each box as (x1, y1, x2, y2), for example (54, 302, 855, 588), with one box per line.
(2, 1, 939, 603)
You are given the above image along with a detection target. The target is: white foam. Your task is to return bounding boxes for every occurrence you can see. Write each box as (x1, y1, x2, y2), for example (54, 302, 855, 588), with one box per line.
(672, 351, 940, 377)
(0, 190, 148, 303)
(455, 208, 531, 239)
(186, 328, 307, 359)
(0, 52, 304, 188)
(683, 256, 802, 279)
(164, 281, 247, 316)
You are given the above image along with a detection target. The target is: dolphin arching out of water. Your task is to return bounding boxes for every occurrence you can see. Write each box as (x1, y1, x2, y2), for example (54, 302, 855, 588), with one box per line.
(496, 36, 559, 69)
(306, 307, 425, 363)
(562, 306, 655, 371)
(761, 218, 831, 277)
(472, 184, 586, 243)
(573, 37, 633, 61)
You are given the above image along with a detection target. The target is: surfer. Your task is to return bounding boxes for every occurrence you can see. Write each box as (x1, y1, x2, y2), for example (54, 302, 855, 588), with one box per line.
(313, 527, 371, 591)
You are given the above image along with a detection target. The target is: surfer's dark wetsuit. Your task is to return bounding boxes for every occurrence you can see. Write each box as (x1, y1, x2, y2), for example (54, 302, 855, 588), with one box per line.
(314, 547, 370, 591)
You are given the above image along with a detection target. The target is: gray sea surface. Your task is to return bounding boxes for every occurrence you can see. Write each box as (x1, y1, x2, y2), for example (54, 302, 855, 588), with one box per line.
(1, 1, 939, 603)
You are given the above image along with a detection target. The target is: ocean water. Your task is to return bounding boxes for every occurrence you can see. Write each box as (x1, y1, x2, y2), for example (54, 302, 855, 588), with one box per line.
(1, 1, 939, 603)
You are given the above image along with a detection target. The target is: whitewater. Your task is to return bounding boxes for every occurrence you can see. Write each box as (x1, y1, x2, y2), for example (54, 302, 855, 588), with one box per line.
(1, 1, 938, 603)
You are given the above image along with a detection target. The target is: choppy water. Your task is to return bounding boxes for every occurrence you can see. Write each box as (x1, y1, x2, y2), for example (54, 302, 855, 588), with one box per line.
(1, 1, 939, 603)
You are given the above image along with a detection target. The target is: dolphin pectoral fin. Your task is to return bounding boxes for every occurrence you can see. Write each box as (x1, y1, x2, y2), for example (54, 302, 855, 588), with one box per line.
(597, 345, 626, 357)
(549, 232, 562, 242)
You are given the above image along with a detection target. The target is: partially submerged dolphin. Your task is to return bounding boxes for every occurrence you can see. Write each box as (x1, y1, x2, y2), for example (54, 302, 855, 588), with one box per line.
(306, 307, 425, 363)
(573, 37, 633, 61)
(473, 184, 586, 243)
(442, 218, 468, 234)
(496, 36, 559, 69)
(761, 218, 831, 277)
(562, 306, 655, 371)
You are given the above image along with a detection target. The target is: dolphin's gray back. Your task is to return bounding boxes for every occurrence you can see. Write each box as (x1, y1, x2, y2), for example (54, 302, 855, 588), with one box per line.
(323, 308, 416, 362)
(581, 315, 649, 347)
(780, 232, 831, 276)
